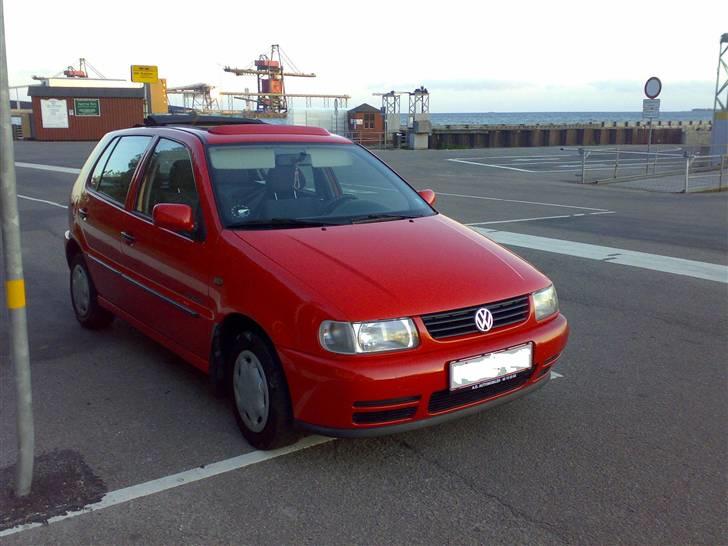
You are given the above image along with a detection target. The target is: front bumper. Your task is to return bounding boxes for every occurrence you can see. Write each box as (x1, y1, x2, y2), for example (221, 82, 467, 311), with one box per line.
(279, 313, 568, 436)
(296, 370, 551, 437)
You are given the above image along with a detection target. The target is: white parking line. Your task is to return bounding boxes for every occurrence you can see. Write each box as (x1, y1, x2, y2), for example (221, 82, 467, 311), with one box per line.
(0, 435, 333, 538)
(550, 371, 564, 379)
(15, 162, 81, 175)
(466, 211, 615, 226)
(474, 227, 728, 284)
(18, 194, 68, 209)
(437, 192, 610, 212)
(446, 158, 535, 173)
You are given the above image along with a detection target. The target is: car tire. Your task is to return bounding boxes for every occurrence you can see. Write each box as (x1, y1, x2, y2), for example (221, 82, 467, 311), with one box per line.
(228, 330, 299, 450)
(69, 254, 114, 329)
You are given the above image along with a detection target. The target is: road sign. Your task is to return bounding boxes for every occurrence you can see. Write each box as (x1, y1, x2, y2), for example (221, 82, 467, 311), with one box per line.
(130, 65, 159, 83)
(644, 77, 662, 99)
(642, 99, 660, 119)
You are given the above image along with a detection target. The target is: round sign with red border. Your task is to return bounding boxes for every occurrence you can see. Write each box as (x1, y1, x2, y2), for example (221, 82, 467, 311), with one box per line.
(644, 77, 662, 99)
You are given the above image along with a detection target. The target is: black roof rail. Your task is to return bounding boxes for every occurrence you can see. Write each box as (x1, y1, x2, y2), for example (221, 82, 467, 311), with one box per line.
(141, 114, 266, 127)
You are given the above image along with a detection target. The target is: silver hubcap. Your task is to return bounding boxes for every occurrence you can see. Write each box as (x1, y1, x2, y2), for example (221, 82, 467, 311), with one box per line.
(71, 264, 91, 317)
(233, 350, 269, 433)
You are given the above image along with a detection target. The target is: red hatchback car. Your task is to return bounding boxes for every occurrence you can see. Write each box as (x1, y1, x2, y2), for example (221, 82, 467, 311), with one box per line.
(65, 116, 568, 449)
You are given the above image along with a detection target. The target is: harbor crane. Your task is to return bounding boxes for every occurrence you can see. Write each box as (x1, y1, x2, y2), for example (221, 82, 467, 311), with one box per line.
(224, 44, 316, 114)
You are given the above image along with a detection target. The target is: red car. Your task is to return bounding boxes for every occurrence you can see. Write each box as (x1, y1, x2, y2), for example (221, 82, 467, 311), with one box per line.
(65, 116, 568, 449)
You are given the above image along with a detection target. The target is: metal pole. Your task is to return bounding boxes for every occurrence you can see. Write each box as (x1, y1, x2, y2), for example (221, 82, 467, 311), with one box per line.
(684, 154, 691, 193)
(0, 0, 34, 497)
(646, 120, 653, 174)
(613, 148, 620, 179)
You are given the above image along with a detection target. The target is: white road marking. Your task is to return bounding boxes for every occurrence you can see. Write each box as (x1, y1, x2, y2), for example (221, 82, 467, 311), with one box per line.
(467, 214, 572, 225)
(437, 192, 610, 212)
(18, 194, 68, 209)
(446, 158, 535, 173)
(474, 227, 728, 284)
(550, 371, 564, 379)
(15, 162, 81, 175)
(466, 210, 615, 226)
(0, 435, 333, 538)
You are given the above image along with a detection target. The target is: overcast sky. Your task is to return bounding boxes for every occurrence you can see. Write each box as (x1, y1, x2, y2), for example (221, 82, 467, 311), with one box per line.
(4, 0, 725, 112)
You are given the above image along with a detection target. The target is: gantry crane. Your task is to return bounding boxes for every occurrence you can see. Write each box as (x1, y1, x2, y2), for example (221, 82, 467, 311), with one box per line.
(224, 44, 316, 114)
(166, 83, 219, 111)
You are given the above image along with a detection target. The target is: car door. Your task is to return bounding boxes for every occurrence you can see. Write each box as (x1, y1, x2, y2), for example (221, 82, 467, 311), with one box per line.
(77, 135, 153, 310)
(119, 137, 215, 361)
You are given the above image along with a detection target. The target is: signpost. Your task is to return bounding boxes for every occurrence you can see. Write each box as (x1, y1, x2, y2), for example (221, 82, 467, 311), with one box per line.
(643, 77, 662, 173)
(0, 0, 34, 497)
(131, 65, 159, 117)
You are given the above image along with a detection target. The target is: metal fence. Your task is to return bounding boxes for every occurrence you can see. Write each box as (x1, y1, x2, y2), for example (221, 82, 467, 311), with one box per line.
(564, 147, 728, 192)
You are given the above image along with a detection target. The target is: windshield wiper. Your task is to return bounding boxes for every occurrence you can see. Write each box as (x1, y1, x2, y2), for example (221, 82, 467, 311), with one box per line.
(228, 218, 341, 229)
(350, 213, 422, 224)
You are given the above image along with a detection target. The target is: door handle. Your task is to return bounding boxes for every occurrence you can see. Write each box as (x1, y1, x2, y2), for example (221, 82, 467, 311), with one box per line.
(120, 231, 136, 245)
(78, 208, 88, 221)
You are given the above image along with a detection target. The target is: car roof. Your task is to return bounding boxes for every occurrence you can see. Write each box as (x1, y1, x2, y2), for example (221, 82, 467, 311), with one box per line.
(133, 114, 352, 145)
(177, 124, 353, 145)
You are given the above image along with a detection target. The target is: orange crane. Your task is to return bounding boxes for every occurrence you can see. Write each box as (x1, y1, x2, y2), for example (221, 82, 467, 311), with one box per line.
(224, 44, 315, 114)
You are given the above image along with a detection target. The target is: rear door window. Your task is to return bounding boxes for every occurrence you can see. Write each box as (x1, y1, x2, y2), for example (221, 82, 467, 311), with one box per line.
(95, 136, 152, 205)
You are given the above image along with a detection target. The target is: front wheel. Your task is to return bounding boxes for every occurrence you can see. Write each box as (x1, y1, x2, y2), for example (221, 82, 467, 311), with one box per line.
(228, 330, 298, 450)
(69, 254, 114, 329)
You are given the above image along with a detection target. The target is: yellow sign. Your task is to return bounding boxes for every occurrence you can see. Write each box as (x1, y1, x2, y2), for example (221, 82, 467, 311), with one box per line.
(131, 65, 159, 83)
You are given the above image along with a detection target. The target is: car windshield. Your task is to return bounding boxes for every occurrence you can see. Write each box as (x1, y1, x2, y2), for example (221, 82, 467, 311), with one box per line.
(207, 143, 435, 228)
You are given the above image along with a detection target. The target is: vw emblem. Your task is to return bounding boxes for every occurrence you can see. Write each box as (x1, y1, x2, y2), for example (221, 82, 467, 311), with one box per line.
(475, 308, 494, 332)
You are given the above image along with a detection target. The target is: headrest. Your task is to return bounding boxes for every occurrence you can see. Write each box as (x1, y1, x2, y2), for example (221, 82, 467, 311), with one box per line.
(169, 160, 194, 190)
(266, 165, 299, 194)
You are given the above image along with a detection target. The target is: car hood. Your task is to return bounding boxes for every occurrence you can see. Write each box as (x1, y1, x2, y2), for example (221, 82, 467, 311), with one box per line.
(233, 215, 549, 321)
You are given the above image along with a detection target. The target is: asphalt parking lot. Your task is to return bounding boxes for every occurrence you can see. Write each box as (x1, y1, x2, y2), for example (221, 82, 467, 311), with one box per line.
(1, 142, 727, 545)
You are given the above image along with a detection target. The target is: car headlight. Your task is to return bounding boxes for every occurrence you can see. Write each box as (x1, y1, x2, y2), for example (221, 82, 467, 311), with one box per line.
(319, 318, 419, 354)
(533, 285, 559, 320)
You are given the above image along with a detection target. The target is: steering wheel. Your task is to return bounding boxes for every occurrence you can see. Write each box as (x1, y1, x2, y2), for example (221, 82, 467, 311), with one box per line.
(320, 195, 357, 215)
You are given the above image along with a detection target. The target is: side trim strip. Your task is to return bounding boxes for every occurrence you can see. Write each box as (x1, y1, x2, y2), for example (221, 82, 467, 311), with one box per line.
(87, 254, 199, 318)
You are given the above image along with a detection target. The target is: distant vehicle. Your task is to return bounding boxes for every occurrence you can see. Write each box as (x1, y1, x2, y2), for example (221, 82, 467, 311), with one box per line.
(65, 115, 569, 449)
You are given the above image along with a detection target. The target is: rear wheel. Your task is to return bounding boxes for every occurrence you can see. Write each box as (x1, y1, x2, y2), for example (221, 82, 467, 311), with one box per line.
(228, 330, 298, 450)
(70, 254, 113, 329)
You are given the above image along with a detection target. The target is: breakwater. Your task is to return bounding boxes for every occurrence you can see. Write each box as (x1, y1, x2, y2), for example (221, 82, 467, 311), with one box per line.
(428, 120, 711, 149)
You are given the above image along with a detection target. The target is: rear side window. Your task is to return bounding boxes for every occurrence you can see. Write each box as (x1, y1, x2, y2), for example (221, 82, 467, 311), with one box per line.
(95, 136, 152, 204)
(136, 138, 199, 216)
(88, 138, 118, 190)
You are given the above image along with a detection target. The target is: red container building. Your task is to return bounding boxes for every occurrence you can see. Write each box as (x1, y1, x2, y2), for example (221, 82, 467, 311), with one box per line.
(28, 85, 144, 141)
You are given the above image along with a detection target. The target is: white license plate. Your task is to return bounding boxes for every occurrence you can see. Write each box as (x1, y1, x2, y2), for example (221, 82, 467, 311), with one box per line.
(449, 343, 532, 391)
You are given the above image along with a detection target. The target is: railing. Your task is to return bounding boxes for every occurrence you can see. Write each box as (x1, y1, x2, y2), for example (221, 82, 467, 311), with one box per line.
(341, 131, 388, 149)
(562, 147, 728, 192)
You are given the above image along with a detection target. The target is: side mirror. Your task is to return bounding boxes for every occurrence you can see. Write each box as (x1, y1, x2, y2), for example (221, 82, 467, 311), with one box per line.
(418, 189, 437, 206)
(153, 203, 195, 233)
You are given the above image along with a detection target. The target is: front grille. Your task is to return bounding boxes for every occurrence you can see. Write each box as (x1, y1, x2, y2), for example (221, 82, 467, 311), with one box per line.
(353, 407, 417, 425)
(421, 295, 530, 340)
(428, 369, 532, 413)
